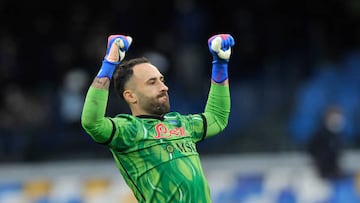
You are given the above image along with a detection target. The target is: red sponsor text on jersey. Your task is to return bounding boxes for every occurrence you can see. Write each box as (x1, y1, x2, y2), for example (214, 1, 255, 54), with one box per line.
(154, 123, 188, 139)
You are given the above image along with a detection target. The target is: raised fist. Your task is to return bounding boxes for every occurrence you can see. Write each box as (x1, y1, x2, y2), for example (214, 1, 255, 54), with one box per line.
(208, 34, 235, 62)
(104, 35, 133, 64)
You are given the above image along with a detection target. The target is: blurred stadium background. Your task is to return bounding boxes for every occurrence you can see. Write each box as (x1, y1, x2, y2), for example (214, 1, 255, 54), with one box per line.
(1, 0, 360, 202)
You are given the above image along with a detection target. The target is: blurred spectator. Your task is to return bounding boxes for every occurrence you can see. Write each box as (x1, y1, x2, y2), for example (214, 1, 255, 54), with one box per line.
(0, 0, 360, 161)
(289, 55, 360, 139)
(59, 68, 90, 125)
(56, 68, 93, 153)
(307, 105, 345, 180)
(0, 84, 52, 161)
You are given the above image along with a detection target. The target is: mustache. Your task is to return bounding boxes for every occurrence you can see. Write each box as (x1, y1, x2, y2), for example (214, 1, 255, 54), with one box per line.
(157, 92, 168, 98)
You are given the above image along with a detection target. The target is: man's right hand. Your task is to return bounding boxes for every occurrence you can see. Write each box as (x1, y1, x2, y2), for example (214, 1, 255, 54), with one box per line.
(97, 35, 132, 79)
(104, 35, 133, 64)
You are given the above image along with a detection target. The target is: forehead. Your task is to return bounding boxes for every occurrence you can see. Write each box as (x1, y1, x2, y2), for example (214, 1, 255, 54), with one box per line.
(132, 63, 163, 80)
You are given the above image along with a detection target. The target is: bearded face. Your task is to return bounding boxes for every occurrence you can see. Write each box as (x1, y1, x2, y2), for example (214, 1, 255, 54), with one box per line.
(136, 90, 170, 116)
(123, 63, 170, 116)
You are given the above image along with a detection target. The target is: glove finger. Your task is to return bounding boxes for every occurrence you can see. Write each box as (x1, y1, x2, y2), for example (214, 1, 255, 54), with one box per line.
(119, 50, 125, 61)
(107, 35, 132, 52)
(220, 34, 235, 51)
(217, 48, 231, 59)
(106, 35, 121, 55)
(119, 36, 132, 61)
(221, 38, 229, 51)
(126, 36, 133, 47)
(210, 37, 222, 52)
(118, 35, 131, 51)
(107, 35, 123, 48)
(228, 35, 235, 46)
(208, 35, 217, 45)
(225, 35, 235, 48)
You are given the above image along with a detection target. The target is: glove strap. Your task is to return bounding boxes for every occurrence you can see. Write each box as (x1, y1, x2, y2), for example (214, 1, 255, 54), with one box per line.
(96, 59, 118, 79)
(212, 60, 228, 83)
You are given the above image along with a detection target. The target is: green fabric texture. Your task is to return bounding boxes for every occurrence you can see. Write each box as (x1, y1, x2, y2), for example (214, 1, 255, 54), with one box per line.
(81, 87, 113, 143)
(204, 83, 231, 138)
(108, 113, 210, 203)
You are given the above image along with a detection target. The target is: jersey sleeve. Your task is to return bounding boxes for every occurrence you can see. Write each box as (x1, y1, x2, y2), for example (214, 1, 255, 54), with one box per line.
(183, 114, 207, 143)
(202, 83, 231, 139)
(81, 87, 114, 144)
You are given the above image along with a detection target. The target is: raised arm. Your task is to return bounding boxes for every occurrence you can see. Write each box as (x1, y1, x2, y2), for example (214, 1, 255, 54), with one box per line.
(81, 35, 132, 143)
(203, 34, 235, 138)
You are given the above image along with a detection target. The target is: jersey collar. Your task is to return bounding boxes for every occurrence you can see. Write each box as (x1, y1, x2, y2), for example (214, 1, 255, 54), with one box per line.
(136, 114, 165, 121)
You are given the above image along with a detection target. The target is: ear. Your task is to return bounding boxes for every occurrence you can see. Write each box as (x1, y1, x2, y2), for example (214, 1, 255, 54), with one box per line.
(123, 90, 137, 104)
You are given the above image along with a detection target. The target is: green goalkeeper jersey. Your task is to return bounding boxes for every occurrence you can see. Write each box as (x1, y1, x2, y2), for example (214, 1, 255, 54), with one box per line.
(109, 112, 210, 203)
(82, 84, 230, 203)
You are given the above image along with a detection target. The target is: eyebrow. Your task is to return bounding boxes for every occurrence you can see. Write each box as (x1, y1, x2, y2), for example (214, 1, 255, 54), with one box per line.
(146, 77, 157, 82)
(146, 75, 164, 83)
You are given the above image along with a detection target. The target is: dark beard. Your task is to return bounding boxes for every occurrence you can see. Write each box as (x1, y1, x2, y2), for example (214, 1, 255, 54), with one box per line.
(152, 104, 170, 115)
(140, 94, 170, 116)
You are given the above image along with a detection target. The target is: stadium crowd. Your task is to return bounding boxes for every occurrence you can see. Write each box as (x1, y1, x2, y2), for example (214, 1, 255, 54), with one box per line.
(0, 0, 360, 162)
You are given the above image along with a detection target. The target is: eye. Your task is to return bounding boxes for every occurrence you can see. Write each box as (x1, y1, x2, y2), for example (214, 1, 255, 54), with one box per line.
(160, 77, 166, 83)
(147, 78, 156, 85)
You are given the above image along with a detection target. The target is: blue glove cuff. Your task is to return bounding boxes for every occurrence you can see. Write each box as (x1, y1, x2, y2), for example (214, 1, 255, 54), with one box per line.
(212, 60, 228, 83)
(96, 59, 118, 79)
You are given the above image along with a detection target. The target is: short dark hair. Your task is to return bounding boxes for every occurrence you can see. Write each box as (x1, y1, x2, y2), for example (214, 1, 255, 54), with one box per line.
(113, 57, 151, 100)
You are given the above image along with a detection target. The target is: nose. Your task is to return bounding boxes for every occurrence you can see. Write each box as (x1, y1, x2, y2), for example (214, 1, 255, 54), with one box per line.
(160, 81, 168, 91)
(157, 80, 169, 91)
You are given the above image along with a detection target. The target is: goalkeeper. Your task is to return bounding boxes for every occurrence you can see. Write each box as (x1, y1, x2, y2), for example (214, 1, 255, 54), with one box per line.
(81, 33, 235, 203)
